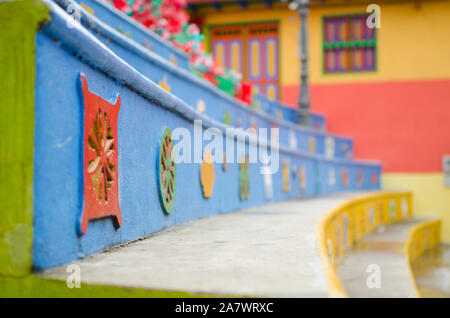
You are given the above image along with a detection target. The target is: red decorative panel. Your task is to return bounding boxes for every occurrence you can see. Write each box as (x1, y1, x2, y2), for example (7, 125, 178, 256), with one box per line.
(79, 74, 121, 235)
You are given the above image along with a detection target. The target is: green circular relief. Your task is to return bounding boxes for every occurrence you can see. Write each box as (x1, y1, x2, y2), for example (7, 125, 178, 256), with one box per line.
(158, 127, 176, 214)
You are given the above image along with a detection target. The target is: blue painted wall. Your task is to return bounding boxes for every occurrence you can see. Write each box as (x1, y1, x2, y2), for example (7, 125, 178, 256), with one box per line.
(32, 1, 381, 269)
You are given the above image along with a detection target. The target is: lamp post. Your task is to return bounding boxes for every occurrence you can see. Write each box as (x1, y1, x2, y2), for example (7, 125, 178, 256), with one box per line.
(298, 0, 311, 126)
(287, 0, 311, 126)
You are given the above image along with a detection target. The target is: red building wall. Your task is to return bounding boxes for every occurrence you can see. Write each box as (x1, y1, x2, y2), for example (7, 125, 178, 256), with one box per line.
(283, 79, 450, 173)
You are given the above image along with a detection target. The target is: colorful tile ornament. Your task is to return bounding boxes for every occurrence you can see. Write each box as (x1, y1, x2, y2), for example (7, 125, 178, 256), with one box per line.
(341, 144, 348, 151)
(200, 151, 215, 198)
(300, 165, 306, 191)
(158, 75, 171, 92)
(325, 136, 334, 158)
(292, 165, 298, 179)
(250, 117, 258, 134)
(371, 172, 378, 185)
(222, 152, 228, 171)
(276, 110, 283, 120)
(169, 54, 177, 65)
(158, 127, 176, 214)
(314, 163, 321, 194)
(309, 136, 316, 153)
(143, 40, 153, 52)
(328, 169, 336, 186)
(223, 110, 232, 126)
(196, 99, 206, 114)
(342, 169, 349, 187)
(79, 74, 121, 235)
(282, 159, 290, 192)
(261, 157, 273, 200)
(239, 154, 250, 201)
(79, 3, 94, 15)
(236, 116, 242, 128)
(117, 26, 131, 38)
(289, 130, 297, 150)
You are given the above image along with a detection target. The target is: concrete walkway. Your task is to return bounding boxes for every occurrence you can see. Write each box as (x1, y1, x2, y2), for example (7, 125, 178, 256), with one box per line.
(39, 192, 375, 297)
(337, 218, 428, 298)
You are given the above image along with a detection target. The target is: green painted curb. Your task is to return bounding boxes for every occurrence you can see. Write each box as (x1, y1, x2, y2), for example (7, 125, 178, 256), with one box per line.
(0, 0, 50, 278)
(0, 275, 215, 298)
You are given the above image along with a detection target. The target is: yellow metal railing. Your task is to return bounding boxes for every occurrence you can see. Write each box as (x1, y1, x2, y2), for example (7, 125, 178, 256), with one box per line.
(317, 192, 413, 298)
(405, 219, 442, 297)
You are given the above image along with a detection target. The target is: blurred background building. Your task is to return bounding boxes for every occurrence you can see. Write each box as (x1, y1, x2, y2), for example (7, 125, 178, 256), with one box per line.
(187, 0, 450, 242)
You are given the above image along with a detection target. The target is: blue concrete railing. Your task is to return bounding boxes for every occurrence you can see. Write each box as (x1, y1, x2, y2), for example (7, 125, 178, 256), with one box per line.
(59, 0, 190, 70)
(33, 0, 380, 269)
(253, 94, 326, 131)
(253, 94, 354, 159)
(52, 0, 354, 160)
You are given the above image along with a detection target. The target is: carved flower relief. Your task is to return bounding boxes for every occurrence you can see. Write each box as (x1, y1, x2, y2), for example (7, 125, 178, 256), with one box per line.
(282, 160, 290, 192)
(87, 109, 115, 204)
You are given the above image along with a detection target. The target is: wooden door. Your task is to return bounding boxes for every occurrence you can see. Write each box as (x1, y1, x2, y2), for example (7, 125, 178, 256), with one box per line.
(210, 22, 280, 101)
